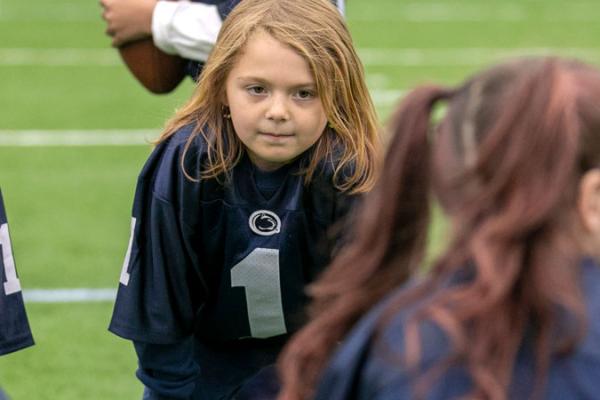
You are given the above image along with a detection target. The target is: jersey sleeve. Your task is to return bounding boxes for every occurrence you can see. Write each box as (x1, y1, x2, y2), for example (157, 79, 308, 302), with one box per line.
(109, 126, 208, 344)
(315, 286, 467, 400)
(0, 189, 34, 356)
(151, 1, 224, 62)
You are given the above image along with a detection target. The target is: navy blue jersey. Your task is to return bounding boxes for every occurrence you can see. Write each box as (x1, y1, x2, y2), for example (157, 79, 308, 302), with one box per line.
(315, 258, 600, 400)
(110, 124, 357, 398)
(0, 190, 34, 356)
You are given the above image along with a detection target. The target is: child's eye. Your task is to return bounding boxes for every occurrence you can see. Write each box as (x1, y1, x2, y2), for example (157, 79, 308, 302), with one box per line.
(295, 89, 315, 100)
(247, 86, 266, 95)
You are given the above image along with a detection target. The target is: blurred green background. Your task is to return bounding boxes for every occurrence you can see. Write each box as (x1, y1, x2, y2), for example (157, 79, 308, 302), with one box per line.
(1, 0, 600, 398)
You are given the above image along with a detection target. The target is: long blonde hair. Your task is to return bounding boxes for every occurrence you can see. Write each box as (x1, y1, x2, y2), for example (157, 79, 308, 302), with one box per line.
(157, 0, 380, 193)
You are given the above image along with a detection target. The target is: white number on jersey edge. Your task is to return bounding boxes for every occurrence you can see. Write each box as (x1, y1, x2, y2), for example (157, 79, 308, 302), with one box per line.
(119, 217, 136, 286)
(0, 223, 22, 295)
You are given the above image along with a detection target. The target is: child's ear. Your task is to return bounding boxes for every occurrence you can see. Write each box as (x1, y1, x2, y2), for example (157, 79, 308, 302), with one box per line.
(221, 91, 229, 106)
(578, 169, 600, 233)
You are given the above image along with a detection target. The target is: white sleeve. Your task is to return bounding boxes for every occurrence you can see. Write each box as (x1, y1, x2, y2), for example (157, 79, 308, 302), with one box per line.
(151, 0, 222, 62)
(337, 0, 345, 16)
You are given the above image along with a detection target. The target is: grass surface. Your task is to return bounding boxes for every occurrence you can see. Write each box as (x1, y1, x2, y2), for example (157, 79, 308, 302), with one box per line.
(0, 303, 141, 399)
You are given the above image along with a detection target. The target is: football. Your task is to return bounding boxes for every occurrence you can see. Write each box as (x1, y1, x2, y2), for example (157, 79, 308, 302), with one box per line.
(118, 38, 187, 94)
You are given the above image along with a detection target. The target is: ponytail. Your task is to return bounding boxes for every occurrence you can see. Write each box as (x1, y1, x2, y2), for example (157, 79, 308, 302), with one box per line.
(277, 85, 452, 400)
(409, 58, 587, 398)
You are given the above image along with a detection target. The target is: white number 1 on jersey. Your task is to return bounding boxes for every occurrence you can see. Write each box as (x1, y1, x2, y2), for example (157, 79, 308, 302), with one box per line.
(119, 217, 136, 286)
(231, 248, 287, 338)
(0, 223, 22, 295)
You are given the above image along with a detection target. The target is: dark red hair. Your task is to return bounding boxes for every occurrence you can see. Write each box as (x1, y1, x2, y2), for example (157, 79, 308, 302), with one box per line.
(278, 57, 600, 399)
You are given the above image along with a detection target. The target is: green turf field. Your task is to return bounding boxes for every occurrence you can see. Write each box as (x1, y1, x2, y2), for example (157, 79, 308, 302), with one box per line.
(1, 0, 600, 398)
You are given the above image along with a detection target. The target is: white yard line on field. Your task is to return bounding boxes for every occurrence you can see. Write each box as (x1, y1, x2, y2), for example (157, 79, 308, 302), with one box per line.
(351, 3, 525, 22)
(0, 129, 159, 146)
(0, 95, 401, 148)
(23, 288, 117, 303)
(371, 89, 404, 106)
(2, 47, 600, 67)
(0, 85, 390, 146)
(0, 3, 99, 22)
(350, 2, 600, 22)
(1, 2, 597, 22)
(357, 48, 600, 66)
(0, 90, 402, 148)
(0, 48, 119, 66)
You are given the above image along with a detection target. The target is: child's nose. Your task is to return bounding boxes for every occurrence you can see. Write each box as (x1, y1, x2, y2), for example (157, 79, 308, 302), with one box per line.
(265, 94, 290, 121)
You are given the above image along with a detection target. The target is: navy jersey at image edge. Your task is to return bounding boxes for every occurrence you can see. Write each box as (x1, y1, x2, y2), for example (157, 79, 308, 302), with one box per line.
(0, 189, 34, 356)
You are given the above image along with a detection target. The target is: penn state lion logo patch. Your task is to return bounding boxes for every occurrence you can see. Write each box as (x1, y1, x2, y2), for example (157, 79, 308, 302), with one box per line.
(249, 210, 281, 236)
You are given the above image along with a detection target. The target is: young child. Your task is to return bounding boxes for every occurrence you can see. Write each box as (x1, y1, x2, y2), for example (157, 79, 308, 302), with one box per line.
(278, 56, 600, 400)
(108, 0, 380, 399)
(0, 189, 34, 400)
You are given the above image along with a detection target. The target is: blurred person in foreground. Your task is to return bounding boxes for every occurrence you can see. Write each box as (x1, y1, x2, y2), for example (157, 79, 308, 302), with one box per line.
(279, 56, 600, 399)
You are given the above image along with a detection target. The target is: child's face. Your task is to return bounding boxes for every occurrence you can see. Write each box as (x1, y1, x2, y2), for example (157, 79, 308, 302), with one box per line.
(224, 31, 328, 171)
